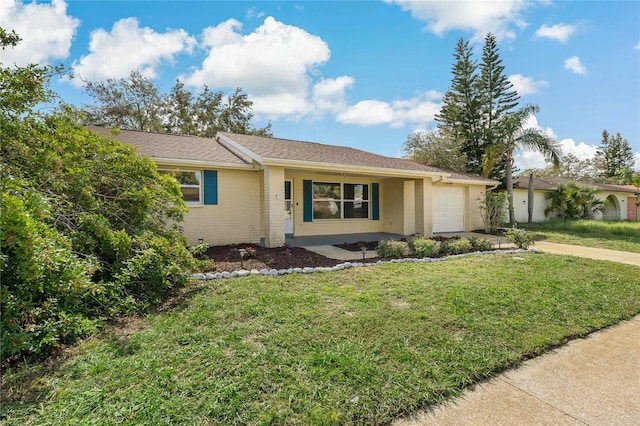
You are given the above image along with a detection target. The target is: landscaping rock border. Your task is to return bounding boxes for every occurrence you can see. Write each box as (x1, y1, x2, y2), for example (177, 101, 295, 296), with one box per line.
(192, 248, 536, 281)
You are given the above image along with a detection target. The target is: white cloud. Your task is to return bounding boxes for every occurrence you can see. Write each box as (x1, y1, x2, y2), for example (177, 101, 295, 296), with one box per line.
(184, 17, 332, 118)
(310, 76, 355, 115)
(635, 41, 640, 50)
(515, 136, 598, 170)
(71, 17, 195, 84)
(337, 100, 395, 126)
(246, 7, 265, 20)
(523, 114, 556, 139)
(563, 56, 587, 75)
(387, 0, 529, 41)
(337, 91, 442, 128)
(534, 23, 577, 43)
(509, 74, 549, 96)
(635, 152, 640, 171)
(0, 0, 79, 66)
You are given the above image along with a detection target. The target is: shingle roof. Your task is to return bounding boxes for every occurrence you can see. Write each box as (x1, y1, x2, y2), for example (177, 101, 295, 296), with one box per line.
(513, 176, 638, 194)
(89, 127, 249, 165)
(89, 127, 495, 184)
(218, 132, 495, 183)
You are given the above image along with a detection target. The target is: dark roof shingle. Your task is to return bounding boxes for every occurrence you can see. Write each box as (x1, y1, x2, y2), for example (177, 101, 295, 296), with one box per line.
(513, 176, 638, 194)
(89, 127, 249, 165)
(218, 132, 494, 183)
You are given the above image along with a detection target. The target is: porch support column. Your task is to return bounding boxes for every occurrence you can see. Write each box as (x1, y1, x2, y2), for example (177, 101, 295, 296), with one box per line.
(415, 178, 432, 237)
(403, 180, 416, 236)
(263, 165, 285, 248)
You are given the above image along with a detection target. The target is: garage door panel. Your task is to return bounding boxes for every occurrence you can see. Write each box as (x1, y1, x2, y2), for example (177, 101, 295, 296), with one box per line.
(433, 186, 464, 232)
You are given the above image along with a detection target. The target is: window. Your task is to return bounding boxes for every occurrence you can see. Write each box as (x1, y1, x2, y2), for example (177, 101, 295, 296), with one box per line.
(160, 170, 202, 204)
(312, 182, 369, 220)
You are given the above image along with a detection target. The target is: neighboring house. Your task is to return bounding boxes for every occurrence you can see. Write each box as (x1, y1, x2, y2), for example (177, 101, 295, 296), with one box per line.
(91, 127, 497, 247)
(511, 176, 640, 223)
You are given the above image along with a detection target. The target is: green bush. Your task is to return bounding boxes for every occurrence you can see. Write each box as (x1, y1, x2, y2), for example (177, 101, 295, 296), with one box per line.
(505, 228, 534, 249)
(375, 240, 409, 259)
(0, 41, 206, 359)
(1, 183, 102, 357)
(469, 236, 493, 252)
(441, 238, 473, 255)
(410, 237, 441, 257)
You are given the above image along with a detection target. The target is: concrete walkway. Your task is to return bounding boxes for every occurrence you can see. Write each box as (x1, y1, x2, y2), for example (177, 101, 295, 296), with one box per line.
(394, 315, 640, 426)
(534, 241, 640, 266)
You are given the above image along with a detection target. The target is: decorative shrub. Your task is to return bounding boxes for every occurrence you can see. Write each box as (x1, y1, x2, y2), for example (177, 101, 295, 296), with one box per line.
(441, 238, 473, 255)
(410, 237, 441, 257)
(505, 228, 534, 249)
(376, 240, 409, 259)
(469, 236, 493, 252)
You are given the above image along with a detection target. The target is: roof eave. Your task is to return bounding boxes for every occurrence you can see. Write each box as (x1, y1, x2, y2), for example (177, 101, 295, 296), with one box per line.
(262, 157, 444, 178)
(152, 157, 257, 170)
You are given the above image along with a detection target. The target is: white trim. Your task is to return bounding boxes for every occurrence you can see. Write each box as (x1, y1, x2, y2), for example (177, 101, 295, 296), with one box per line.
(153, 157, 256, 170)
(263, 158, 450, 180)
(216, 133, 263, 164)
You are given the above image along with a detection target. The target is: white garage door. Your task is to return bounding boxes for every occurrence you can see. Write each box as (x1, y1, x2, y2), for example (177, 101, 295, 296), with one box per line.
(433, 186, 465, 233)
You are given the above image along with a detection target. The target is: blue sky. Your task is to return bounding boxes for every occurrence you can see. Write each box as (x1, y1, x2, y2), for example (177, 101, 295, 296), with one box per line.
(2, 0, 639, 170)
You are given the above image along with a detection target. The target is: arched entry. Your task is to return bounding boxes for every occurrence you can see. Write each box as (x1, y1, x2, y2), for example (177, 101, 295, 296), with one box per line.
(602, 195, 620, 221)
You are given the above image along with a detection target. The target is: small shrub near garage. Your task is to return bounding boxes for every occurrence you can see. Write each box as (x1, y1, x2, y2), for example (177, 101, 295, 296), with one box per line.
(469, 236, 493, 252)
(376, 240, 409, 259)
(409, 237, 442, 257)
(441, 238, 474, 255)
(505, 228, 534, 249)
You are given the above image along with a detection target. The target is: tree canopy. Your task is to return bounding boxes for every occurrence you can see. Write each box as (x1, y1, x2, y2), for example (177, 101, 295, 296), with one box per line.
(82, 71, 272, 137)
(403, 129, 467, 171)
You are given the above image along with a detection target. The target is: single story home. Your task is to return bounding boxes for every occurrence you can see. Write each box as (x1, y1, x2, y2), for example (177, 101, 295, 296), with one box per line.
(511, 176, 639, 223)
(91, 127, 497, 247)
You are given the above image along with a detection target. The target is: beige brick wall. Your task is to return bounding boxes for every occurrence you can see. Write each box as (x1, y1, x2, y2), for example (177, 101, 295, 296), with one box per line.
(263, 166, 286, 247)
(182, 169, 262, 246)
(466, 186, 487, 231)
(382, 179, 405, 235)
(422, 178, 434, 237)
(403, 180, 416, 235)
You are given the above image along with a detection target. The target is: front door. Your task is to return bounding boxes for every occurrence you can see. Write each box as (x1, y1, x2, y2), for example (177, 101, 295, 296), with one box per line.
(284, 180, 293, 234)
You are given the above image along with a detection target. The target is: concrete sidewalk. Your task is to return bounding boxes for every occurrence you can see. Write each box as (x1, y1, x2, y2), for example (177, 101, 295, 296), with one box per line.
(394, 315, 640, 425)
(534, 241, 640, 266)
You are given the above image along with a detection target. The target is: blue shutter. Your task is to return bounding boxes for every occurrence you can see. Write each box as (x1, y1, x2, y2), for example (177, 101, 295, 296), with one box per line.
(303, 180, 312, 222)
(203, 170, 218, 205)
(372, 183, 379, 220)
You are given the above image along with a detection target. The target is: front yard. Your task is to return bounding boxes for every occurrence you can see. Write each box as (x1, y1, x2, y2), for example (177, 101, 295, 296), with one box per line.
(3, 252, 639, 425)
(522, 220, 640, 253)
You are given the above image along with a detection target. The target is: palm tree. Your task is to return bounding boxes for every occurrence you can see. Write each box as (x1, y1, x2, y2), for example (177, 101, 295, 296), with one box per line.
(482, 104, 561, 226)
(544, 182, 604, 220)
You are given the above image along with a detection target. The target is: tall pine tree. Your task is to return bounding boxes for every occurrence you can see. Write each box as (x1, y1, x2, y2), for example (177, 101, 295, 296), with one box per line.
(436, 34, 521, 179)
(435, 38, 483, 174)
(594, 130, 635, 179)
(479, 33, 520, 180)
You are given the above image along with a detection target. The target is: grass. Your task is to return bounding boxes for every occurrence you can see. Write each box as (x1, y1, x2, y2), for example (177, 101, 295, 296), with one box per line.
(522, 220, 640, 253)
(3, 253, 640, 425)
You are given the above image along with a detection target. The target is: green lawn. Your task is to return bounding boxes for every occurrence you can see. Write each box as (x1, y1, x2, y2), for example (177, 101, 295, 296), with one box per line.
(522, 220, 640, 253)
(3, 253, 640, 425)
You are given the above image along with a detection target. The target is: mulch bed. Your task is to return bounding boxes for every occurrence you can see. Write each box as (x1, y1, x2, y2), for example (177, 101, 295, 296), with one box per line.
(205, 244, 339, 273)
(333, 241, 379, 252)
